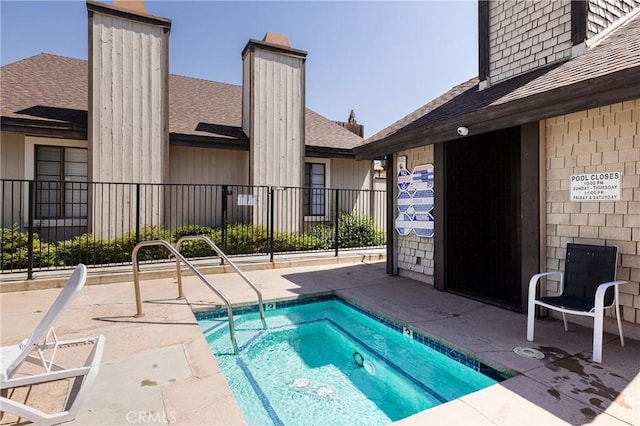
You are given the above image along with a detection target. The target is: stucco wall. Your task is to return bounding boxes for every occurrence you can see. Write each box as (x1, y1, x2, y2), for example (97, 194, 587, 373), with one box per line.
(545, 99, 640, 326)
(488, 0, 572, 85)
(395, 146, 435, 284)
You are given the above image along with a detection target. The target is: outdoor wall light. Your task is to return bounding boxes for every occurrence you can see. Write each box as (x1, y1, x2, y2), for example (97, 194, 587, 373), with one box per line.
(456, 126, 469, 136)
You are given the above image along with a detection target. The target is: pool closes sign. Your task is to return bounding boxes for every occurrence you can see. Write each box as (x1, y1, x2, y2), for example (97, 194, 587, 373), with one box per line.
(396, 164, 434, 237)
(570, 172, 621, 201)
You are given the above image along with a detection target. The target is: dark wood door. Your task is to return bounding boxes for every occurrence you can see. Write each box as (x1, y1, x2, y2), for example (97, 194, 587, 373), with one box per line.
(444, 127, 522, 310)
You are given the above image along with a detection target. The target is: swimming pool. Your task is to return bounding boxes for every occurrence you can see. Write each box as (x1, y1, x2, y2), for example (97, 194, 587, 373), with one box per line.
(197, 296, 506, 425)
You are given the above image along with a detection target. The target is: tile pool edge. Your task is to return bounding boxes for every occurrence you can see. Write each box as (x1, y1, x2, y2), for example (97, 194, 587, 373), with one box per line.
(194, 293, 511, 382)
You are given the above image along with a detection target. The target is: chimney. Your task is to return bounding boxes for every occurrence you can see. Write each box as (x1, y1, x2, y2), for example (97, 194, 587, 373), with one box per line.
(242, 32, 308, 187)
(87, 0, 170, 236)
(334, 109, 364, 137)
(87, 0, 171, 184)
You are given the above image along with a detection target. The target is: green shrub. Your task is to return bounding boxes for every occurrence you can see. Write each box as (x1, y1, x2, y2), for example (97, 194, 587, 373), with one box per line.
(308, 212, 384, 249)
(55, 234, 129, 266)
(121, 225, 173, 261)
(1, 226, 59, 269)
(222, 224, 268, 255)
(337, 212, 379, 248)
(173, 225, 219, 258)
(272, 232, 322, 252)
(1, 214, 385, 271)
(307, 223, 335, 249)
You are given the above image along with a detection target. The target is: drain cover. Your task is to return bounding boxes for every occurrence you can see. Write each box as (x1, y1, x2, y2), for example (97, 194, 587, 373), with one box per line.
(513, 346, 545, 359)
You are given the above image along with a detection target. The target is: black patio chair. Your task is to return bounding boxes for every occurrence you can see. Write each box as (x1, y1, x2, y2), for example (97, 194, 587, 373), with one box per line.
(526, 243, 626, 363)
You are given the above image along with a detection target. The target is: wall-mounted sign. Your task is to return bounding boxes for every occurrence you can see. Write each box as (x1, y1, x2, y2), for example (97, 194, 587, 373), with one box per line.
(397, 155, 407, 171)
(570, 172, 621, 201)
(238, 194, 260, 206)
(395, 164, 434, 237)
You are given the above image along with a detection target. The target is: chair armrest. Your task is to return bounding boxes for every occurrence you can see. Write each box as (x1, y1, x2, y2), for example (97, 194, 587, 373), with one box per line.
(1, 367, 91, 389)
(595, 280, 627, 310)
(528, 271, 563, 302)
(1, 335, 105, 390)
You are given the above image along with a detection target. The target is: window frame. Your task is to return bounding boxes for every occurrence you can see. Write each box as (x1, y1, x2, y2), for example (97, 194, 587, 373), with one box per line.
(34, 145, 88, 220)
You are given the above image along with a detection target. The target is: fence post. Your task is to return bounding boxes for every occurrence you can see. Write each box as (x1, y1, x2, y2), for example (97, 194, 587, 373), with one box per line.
(269, 186, 275, 262)
(221, 185, 229, 257)
(27, 180, 35, 279)
(334, 189, 339, 257)
(135, 183, 141, 244)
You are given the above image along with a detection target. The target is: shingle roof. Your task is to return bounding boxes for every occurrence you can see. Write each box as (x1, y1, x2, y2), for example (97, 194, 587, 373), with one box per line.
(1, 53, 362, 150)
(359, 11, 640, 157)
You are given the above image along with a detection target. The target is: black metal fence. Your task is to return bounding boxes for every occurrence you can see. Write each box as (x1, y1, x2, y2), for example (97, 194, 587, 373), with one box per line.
(1, 179, 386, 277)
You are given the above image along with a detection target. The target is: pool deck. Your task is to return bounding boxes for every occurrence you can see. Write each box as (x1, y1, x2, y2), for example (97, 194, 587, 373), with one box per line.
(1, 258, 638, 425)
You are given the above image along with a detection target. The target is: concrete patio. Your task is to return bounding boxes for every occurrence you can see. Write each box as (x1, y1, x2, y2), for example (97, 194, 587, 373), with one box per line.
(1, 258, 638, 425)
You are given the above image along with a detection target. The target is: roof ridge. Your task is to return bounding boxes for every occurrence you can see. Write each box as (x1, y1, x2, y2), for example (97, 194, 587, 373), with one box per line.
(1, 52, 86, 67)
(585, 6, 640, 50)
(169, 72, 241, 88)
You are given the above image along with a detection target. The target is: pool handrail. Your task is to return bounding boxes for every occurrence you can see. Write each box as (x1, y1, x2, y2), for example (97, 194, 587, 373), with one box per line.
(175, 235, 267, 329)
(131, 240, 239, 354)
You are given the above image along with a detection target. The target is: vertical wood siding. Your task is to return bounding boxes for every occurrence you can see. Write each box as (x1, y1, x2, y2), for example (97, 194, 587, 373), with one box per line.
(0, 132, 25, 180)
(250, 50, 304, 188)
(1, 133, 26, 228)
(90, 12, 167, 238)
(169, 146, 248, 185)
(91, 13, 165, 184)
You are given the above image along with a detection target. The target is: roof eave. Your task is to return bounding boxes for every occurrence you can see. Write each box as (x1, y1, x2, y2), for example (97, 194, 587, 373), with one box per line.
(169, 133, 249, 151)
(354, 65, 640, 160)
(305, 146, 356, 159)
(0, 116, 87, 140)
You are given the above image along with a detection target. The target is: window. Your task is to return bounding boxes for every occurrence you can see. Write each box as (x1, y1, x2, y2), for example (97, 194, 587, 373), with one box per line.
(304, 163, 325, 216)
(35, 146, 88, 219)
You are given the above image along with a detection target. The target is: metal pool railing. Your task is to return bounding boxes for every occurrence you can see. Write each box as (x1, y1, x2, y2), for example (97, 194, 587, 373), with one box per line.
(175, 234, 266, 329)
(131, 239, 244, 353)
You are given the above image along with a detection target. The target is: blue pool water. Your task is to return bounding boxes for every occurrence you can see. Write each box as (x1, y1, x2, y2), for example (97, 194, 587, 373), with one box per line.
(197, 297, 505, 426)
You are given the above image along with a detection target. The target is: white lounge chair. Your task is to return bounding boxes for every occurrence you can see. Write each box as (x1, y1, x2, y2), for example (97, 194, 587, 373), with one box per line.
(0, 264, 106, 425)
(527, 243, 626, 363)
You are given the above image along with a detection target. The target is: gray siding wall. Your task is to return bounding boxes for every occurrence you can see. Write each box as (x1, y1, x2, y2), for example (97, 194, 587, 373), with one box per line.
(248, 49, 305, 188)
(90, 13, 167, 183)
(395, 146, 435, 284)
(1, 132, 26, 228)
(1, 132, 25, 180)
(545, 99, 640, 327)
(89, 11, 168, 238)
(169, 146, 248, 185)
(488, 0, 572, 85)
(588, 0, 640, 38)
(331, 158, 371, 191)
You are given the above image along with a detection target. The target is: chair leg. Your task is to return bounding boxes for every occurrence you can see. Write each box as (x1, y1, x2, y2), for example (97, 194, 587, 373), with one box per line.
(614, 304, 625, 347)
(562, 312, 568, 332)
(527, 303, 535, 342)
(593, 307, 604, 363)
